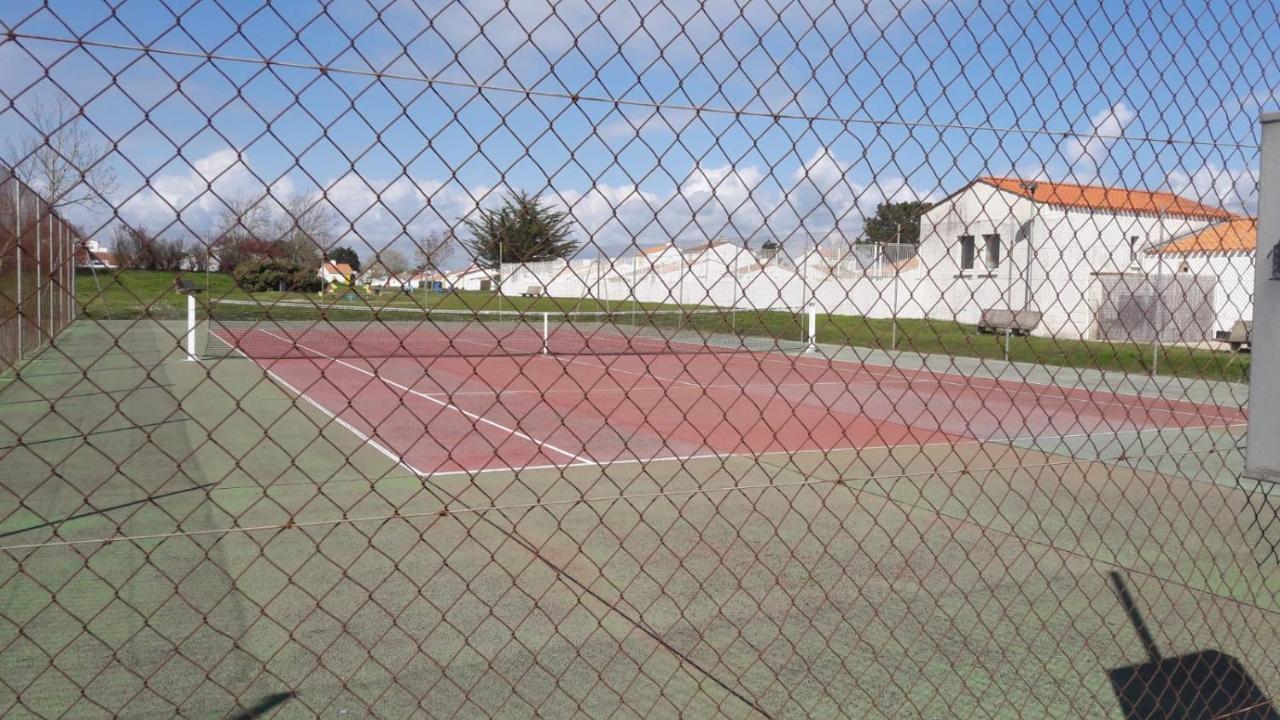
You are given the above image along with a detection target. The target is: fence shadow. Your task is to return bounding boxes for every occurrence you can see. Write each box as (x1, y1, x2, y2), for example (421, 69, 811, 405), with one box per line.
(1107, 571, 1279, 719)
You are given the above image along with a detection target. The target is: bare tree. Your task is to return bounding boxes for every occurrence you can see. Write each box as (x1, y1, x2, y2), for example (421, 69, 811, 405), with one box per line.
(112, 223, 187, 271)
(412, 230, 455, 274)
(7, 95, 118, 211)
(207, 193, 278, 273)
(276, 192, 337, 268)
(373, 249, 409, 278)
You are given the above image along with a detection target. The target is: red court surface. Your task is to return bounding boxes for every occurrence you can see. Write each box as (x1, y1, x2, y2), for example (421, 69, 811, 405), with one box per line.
(244, 348, 1247, 478)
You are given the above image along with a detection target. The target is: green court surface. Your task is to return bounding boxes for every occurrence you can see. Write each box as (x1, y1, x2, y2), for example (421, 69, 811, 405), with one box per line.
(0, 319, 1275, 718)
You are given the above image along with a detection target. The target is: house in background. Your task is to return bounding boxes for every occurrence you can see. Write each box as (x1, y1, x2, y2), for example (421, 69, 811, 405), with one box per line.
(1143, 217, 1255, 336)
(318, 261, 354, 285)
(916, 176, 1239, 340)
(76, 239, 117, 270)
(448, 264, 497, 291)
(407, 270, 446, 291)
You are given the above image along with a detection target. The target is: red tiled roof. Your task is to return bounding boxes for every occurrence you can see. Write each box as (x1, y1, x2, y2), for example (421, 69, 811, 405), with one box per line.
(321, 262, 354, 275)
(979, 177, 1237, 220)
(1150, 217, 1256, 255)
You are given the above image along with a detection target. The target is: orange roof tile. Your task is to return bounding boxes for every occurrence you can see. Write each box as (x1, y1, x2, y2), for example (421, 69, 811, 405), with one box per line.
(979, 177, 1237, 220)
(1150, 217, 1256, 255)
(640, 243, 672, 255)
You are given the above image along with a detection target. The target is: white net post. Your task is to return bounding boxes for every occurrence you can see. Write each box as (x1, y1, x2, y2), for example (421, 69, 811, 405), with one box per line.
(185, 293, 199, 362)
(542, 312, 549, 354)
(806, 304, 817, 353)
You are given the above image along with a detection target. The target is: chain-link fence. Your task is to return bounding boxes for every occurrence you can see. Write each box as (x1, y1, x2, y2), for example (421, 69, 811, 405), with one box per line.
(0, 1, 1276, 718)
(0, 165, 78, 373)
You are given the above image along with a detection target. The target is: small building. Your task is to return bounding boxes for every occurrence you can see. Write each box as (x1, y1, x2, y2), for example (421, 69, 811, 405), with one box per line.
(448, 265, 497, 291)
(1143, 217, 1256, 336)
(319, 261, 355, 285)
(916, 176, 1238, 339)
(76, 239, 117, 270)
(406, 271, 446, 291)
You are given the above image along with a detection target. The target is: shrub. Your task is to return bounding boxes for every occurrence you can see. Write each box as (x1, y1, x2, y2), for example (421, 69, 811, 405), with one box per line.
(233, 258, 321, 293)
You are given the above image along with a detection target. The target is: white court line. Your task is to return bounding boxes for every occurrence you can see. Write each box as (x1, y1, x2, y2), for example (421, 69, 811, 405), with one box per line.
(418, 439, 967, 480)
(547, 353, 703, 388)
(255, 328, 591, 465)
(450, 330, 1219, 422)
(419, 421, 1248, 480)
(994, 421, 1248, 447)
(222, 332, 1243, 484)
(752, 351, 1237, 422)
(413, 379, 855, 399)
(223, 341, 430, 478)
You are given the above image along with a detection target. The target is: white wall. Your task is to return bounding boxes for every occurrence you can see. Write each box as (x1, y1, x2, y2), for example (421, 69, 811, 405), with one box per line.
(485, 190, 1250, 344)
(1139, 251, 1255, 332)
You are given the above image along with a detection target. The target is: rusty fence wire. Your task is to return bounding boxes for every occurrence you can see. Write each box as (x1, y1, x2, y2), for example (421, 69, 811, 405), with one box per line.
(0, 1, 1277, 718)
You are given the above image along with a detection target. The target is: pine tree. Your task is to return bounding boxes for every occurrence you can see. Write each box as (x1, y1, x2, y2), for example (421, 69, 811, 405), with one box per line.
(464, 191, 579, 269)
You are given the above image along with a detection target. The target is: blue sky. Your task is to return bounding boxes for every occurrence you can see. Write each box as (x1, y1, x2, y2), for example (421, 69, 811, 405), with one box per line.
(0, 0, 1274, 264)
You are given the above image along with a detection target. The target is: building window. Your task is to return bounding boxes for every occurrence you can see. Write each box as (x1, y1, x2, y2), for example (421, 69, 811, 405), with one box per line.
(959, 235, 975, 270)
(1129, 236, 1139, 266)
(983, 234, 1000, 269)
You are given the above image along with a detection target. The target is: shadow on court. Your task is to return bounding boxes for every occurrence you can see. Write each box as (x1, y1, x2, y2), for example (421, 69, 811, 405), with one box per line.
(228, 692, 295, 719)
(1108, 571, 1279, 719)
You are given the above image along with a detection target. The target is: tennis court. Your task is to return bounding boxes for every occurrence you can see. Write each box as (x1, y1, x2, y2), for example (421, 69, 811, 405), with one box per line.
(0, 317, 1270, 718)
(4, 1, 1280, 716)
(207, 304, 1244, 478)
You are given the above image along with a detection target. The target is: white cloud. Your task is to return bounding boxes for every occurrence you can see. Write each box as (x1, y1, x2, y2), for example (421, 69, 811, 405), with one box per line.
(104, 143, 938, 265)
(1169, 163, 1258, 216)
(1061, 102, 1136, 177)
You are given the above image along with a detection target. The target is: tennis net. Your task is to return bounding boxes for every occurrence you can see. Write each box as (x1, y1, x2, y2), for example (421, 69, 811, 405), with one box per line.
(197, 299, 817, 359)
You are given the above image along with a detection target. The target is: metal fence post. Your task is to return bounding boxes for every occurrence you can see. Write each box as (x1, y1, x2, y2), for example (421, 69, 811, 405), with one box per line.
(14, 182, 21, 359)
(1246, 113, 1280, 482)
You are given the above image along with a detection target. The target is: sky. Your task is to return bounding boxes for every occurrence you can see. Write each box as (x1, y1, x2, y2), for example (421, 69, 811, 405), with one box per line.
(0, 0, 1275, 267)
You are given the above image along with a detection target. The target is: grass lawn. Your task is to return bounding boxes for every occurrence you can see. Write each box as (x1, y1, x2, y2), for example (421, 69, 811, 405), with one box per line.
(74, 269, 1250, 383)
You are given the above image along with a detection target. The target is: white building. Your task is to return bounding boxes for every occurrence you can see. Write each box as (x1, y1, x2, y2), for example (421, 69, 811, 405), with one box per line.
(1142, 217, 1255, 336)
(916, 176, 1239, 339)
(448, 264, 497, 291)
(318, 261, 354, 285)
(76, 239, 117, 269)
(406, 271, 445, 291)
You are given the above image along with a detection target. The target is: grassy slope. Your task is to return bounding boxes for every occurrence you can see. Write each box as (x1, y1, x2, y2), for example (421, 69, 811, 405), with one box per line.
(74, 269, 1250, 383)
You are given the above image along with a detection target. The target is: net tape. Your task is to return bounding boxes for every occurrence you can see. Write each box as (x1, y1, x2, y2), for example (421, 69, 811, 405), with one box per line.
(202, 298, 818, 358)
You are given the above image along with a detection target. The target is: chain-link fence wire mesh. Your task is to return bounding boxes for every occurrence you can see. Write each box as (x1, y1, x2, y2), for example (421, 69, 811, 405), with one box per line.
(0, 165, 78, 373)
(0, 0, 1277, 717)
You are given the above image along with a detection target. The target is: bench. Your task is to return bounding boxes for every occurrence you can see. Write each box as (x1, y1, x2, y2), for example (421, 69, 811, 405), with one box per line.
(976, 308, 1042, 336)
(521, 286, 544, 298)
(1213, 320, 1252, 352)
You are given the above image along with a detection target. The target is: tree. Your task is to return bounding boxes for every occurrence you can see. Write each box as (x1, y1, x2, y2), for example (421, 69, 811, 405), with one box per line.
(364, 248, 410, 282)
(412, 230, 454, 274)
(7, 95, 118, 211)
(274, 193, 335, 268)
(207, 191, 335, 272)
(862, 200, 932, 244)
(328, 245, 361, 272)
(233, 258, 322, 293)
(463, 191, 578, 269)
(379, 248, 410, 275)
(207, 193, 277, 273)
(112, 224, 188, 271)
